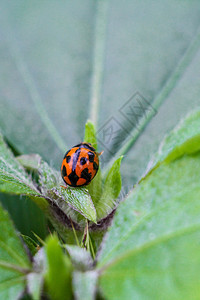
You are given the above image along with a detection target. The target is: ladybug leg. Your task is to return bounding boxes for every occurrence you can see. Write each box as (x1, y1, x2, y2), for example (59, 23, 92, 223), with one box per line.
(60, 185, 68, 189)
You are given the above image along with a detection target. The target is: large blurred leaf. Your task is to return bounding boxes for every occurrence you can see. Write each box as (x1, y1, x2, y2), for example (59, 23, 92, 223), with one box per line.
(0, 0, 94, 165)
(97, 151, 200, 299)
(100, 1, 200, 184)
(0, 204, 31, 300)
(0, 0, 200, 188)
(0, 194, 47, 240)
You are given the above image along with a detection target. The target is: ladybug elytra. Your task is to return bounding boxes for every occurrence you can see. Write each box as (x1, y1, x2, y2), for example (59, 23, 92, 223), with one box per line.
(61, 142, 101, 187)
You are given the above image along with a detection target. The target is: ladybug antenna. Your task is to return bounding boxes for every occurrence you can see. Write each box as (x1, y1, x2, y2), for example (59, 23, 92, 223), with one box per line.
(97, 150, 104, 157)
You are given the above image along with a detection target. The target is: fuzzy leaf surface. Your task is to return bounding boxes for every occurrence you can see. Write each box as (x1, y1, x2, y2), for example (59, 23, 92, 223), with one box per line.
(98, 153, 200, 299)
(0, 134, 39, 196)
(146, 108, 200, 174)
(52, 187, 97, 224)
(97, 157, 122, 220)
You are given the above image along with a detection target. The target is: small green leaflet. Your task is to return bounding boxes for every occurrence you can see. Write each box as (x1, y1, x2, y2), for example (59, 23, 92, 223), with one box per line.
(84, 120, 103, 207)
(52, 186, 97, 224)
(96, 156, 122, 220)
(146, 108, 200, 174)
(45, 235, 72, 300)
(84, 120, 98, 151)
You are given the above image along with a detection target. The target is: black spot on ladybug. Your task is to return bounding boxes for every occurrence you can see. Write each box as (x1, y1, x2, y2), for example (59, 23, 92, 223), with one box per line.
(81, 168, 92, 182)
(68, 171, 79, 186)
(88, 151, 95, 162)
(62, 165, 67, 177)
(72, 149, 81, 172)
(66, 155, 71, 163)
(80, 157, 87, 165)
(93, 162, 98, 170)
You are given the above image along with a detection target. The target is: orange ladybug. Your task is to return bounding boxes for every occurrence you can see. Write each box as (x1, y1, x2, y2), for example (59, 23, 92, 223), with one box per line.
(61, 143, 101, 187)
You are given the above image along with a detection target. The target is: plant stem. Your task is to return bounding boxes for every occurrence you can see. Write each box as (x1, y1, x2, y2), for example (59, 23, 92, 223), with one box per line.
(70, 218, 80, 247)
(89, 235, 95, 260)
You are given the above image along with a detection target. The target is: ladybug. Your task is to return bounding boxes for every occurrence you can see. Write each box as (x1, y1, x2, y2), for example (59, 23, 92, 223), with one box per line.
(61, 142, 101, 187)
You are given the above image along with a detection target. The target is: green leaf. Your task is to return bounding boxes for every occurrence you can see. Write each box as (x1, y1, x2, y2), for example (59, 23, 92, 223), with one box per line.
(52, 186, 97, 224)
(73, 270, 98, 300)
(96, 156, 122, 220)
(38, 160, 61, 194)
(100, 3, 200, 184)
(45, 235, 72, 300)
(0, 203, 31, 300)
(146, 108, 200, 173)
(0, 194, 47, 240)
(87, 170, 103, 208)
(21, 235, 39, 256)
(0, 134, 40, 196)
(0, 1, 96, 167)
(84, 120, 98, 151)
(84, 121, 103, 206)
(98, 152, 200, 299)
